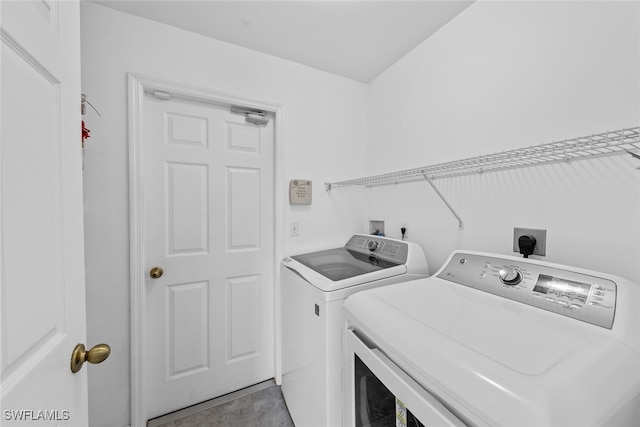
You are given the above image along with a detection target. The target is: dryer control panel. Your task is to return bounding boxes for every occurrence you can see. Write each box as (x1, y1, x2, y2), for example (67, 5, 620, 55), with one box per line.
(437, 252, 617, 329)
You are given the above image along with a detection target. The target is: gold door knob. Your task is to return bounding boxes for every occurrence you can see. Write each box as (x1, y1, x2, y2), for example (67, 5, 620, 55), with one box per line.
(70, 343, 111, 373)
(149, 267, 163, 279)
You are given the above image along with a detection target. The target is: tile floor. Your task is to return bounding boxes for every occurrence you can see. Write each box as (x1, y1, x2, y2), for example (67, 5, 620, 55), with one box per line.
(147, 380, 295, 427)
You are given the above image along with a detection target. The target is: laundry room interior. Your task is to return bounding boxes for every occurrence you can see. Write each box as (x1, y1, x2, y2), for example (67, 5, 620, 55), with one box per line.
(65, 0, 640, 426)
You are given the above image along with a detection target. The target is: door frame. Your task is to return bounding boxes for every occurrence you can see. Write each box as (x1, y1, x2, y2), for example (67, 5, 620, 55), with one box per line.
(127, 73, 285, 426)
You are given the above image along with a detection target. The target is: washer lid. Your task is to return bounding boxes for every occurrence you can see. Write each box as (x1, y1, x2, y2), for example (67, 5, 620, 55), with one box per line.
(292, 247, 403, 281)
(283, 254, 407, 292)
(344, 278, 640, 426)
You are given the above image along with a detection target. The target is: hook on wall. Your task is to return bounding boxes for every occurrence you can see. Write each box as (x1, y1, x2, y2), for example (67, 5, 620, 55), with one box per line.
(81, 93, 102, 117)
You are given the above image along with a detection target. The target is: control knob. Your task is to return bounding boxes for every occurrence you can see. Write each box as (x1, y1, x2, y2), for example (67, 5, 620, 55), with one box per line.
(367, 240, 379, 251)
(499, 267, 523, 285)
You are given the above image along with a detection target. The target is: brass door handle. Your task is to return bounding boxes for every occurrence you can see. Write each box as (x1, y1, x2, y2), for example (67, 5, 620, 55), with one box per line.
(149, 267, 163, 279)
(70, 343, 111, 373)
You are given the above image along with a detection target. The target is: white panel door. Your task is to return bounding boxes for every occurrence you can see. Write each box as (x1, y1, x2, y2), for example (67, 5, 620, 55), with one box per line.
(143, 94, 275, 418)
(1, 1, 90, 425)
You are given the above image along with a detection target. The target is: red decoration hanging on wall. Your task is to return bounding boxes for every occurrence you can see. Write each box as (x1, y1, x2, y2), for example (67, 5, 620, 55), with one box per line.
(82, 120, 91, 147)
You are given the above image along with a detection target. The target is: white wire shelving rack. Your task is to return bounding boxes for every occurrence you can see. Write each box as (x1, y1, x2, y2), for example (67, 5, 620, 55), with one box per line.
(325, 126, 640, 230)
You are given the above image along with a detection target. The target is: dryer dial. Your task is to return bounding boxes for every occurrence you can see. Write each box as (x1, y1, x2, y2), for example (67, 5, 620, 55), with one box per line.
(499, 267, 523, 285)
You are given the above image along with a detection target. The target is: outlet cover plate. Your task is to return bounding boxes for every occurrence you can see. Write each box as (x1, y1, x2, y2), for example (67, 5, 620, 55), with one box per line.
(513, 227, 546, 256)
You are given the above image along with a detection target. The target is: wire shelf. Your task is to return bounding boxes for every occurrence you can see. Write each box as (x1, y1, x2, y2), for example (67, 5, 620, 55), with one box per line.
(325, 126, 640, 191)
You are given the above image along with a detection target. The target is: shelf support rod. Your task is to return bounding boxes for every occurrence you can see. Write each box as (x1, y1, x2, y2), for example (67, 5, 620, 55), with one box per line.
(422, 174, 464, 230)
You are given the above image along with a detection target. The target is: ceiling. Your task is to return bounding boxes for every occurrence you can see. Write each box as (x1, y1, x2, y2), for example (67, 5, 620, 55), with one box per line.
(92, 1, 474, 82)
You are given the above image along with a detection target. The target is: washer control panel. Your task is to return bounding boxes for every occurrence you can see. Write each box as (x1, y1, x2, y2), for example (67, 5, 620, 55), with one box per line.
(346, 235, 409, 264)
(437, 252, 617, 329)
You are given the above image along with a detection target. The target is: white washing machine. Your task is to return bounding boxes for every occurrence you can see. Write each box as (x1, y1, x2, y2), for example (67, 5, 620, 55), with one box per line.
(281, 234, 429, 427)
(344, 250, 640, 426)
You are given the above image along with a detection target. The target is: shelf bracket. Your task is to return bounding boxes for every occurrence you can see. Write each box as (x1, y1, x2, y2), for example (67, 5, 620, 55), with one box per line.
(422, 174, 464, 230)
(626, 150, 640, 161)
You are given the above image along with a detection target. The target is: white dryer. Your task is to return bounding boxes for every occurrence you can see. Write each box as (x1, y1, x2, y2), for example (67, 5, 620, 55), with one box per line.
(344, 251, 640, 426)
(281, 234, 429, 427)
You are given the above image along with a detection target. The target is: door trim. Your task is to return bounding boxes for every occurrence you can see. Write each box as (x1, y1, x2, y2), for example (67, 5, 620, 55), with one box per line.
(127, 73, 285, 427)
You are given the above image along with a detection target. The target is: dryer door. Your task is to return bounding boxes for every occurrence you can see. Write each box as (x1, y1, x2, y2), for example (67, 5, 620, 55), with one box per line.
(345, 329, 465, 427)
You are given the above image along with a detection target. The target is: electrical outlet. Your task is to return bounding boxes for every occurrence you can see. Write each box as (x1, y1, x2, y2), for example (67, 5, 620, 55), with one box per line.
(290, 221, 299, 237)
(400, 222, 409, 240)
(513, 228, 546, 256)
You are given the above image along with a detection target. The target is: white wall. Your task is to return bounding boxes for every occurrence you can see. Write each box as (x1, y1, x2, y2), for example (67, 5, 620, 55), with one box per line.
(80, 3, 367, 426)
(366, 1, 640, 280)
